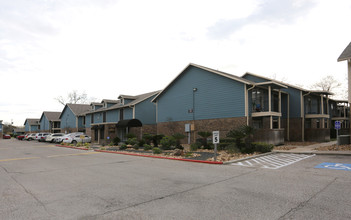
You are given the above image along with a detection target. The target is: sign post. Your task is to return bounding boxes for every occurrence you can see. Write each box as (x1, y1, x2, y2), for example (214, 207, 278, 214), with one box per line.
(80, 135, 85, 144)
(213, 131, 219, 161)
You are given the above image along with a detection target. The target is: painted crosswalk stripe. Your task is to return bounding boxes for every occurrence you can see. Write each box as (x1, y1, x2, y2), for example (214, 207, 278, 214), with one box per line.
(231, 153, 315, 169)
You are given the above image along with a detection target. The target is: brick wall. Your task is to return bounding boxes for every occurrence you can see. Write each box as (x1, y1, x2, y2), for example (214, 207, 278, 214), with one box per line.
(157, 117, 246, 144)
(289, 118, 303, 141)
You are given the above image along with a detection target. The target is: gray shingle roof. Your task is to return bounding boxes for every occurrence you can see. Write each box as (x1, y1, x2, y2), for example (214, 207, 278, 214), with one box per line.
(42, 111, 61, 122)
(24, 118, 39, 126)
(338, 42, 351, 62)
(67, 104, 91, 116)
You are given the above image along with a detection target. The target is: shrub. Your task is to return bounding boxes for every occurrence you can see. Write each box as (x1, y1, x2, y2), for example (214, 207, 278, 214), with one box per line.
(172, 133, 186, 149)
(108, 142, 114, 147)
(126, 137, 138, 146)
(253, 142, 274, 153)
(226, 143, 241, 154)
(160, 136, 176, 150)
(119, 144, 127, 150)
(152, 147, 162, 154)
(84, 143, 90, 147)
(112, 136, 120, 145)
(142, 133, 153, 145)
(197, 131, 212, 148)
(152, 134, 164, 147)
(133, 144, 139, 150)
(185, 152, 193, 157)
(100, 147, 106, 150)
(138, 139, 145, 147)
(143, 144, 152, 151)
(190, 142, 201, 151)
(126, 133, 136, 139)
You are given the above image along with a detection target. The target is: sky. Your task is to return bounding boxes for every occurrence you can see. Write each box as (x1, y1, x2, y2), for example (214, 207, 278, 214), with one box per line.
(1, 0, 351, 126)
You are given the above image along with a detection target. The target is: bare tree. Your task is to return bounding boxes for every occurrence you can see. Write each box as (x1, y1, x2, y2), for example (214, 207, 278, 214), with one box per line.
(311, 75, 341, 92)
(55, 90, 93, 105)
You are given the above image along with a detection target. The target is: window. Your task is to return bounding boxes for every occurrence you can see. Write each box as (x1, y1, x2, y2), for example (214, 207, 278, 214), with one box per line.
(91, 114, 94, 123)
(316, 119, 320, 128)
(305, 119, 311, 128)
(103, 112, 106, 122)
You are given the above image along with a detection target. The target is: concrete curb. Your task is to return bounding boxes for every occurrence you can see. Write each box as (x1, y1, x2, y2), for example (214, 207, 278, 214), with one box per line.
(223, 152, 276, 165)
(94, 150, 223, 164)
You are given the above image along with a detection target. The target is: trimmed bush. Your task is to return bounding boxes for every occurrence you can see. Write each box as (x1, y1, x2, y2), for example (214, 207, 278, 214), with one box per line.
(126, 137, 138, 146)
(152, 147, 162, 154)
(126, 133, 136, 139)
(253, 142, 274, 153)
(138, 139, 145, 147)
(226, 143, 241, 154)
(142, 133, 153, 145)
(133, 144, 139, 150)
(160, 136, 176, 150)
(152, 134, 164, 147)
(112, 136, 120, 145)
(143, 144, 152, 151)
(119, 144, 127, 150)
(190, 142, 201, 151)
(172, 133, 186, 149)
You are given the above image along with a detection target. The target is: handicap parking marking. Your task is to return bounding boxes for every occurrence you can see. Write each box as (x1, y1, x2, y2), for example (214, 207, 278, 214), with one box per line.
(315, 162, 351, 171)
(231, 153, 315, 169)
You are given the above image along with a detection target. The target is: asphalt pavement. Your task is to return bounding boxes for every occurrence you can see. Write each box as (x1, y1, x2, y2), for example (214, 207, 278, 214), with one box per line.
(0, 139, 350, 220)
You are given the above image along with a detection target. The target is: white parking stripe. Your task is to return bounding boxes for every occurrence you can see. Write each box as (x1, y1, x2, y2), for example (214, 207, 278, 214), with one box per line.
(231, 153, 315, 169)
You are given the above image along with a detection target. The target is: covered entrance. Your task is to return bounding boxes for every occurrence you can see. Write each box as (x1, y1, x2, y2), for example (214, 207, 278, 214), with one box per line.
(116, 119, 142, 141)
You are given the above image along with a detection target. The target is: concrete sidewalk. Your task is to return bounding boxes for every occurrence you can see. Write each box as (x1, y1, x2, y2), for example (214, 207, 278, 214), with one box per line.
(273, 141, 351, 155)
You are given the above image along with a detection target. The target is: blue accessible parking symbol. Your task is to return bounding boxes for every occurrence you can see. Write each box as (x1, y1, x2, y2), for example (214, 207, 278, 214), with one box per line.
(315, 162, 351, 171)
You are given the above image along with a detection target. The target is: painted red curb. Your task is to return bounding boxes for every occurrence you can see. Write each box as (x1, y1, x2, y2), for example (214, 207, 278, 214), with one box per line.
(55, 145, 89, 151)
(94, 150, 223, 164)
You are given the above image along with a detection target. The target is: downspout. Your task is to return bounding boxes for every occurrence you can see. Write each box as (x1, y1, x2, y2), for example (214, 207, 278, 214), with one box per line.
(302, 91, 311, 142)
(287, 93, 290, 141)
(247, 85, 256, 126)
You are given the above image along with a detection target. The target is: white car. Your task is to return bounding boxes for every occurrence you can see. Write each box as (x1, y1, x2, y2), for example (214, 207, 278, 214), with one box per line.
(35, 133, 50, 142)
(62, 133, 91, 145)
(55, 132, 83, 143)
(25, 133, 36, 141)
(45, 133, 64, 143)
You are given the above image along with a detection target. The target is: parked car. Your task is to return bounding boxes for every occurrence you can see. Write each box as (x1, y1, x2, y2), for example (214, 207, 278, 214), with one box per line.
(45, 133, 64, 143)
(55, 132, 83, 143)
(16, 134, 25, 140)
(62, 133, 91, 145)
(25, 133, 36, 141)
(3, 134, 11, 139)
(35, 133, 50, 142)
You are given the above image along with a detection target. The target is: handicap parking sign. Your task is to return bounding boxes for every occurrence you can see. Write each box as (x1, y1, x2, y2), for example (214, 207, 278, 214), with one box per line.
(315, 162, 351, 171)
(334, 121, 341, 130)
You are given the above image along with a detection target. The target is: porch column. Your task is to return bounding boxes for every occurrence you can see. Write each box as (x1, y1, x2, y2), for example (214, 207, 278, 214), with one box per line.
(269, 86, 272, 129)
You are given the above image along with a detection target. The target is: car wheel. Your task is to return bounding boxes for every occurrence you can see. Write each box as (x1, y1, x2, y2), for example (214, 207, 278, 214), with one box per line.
(72, 140, 77, 145)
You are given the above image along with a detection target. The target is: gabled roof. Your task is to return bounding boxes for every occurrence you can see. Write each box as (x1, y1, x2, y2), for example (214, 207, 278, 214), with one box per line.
(24, 118, 39, 126)
(40, 111, 61, 122)
(152, 63, 254, 102)
(101, 99, 120, 104)
(118, 95, 137, 100)
(338, 42, 351, 62)
(59, 104, 91, 119)
(87, 90, 161, 114)
(242, 72, 307, 92)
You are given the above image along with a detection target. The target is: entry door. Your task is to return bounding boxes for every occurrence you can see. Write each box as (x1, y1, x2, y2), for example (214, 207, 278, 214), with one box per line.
(94, 129, 98, 141)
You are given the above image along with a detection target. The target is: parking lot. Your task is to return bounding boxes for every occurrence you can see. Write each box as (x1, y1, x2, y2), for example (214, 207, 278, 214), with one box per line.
(0, 139, 351, 219)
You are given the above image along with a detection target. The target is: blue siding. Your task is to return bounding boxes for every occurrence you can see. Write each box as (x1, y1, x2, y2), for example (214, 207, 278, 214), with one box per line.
(60, 107, 76, 129)
(107, 103, 115, 108)
(124, 108, 133, 120)
(31, 125, 39, 132)
(157, 66, 246, 122)
(40, 115, 50, 131)
(124, 99, 134, 105)
(135, 96, 157, 125)
(93, 112, 103, 124)
(242, 74, 268, 83)
(283, 87, 301, 117)
(86, 114, 91, 128)
(78, 116, 85, 128)
(24, 122, 30, 132)
(106, 109, 119, 122)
